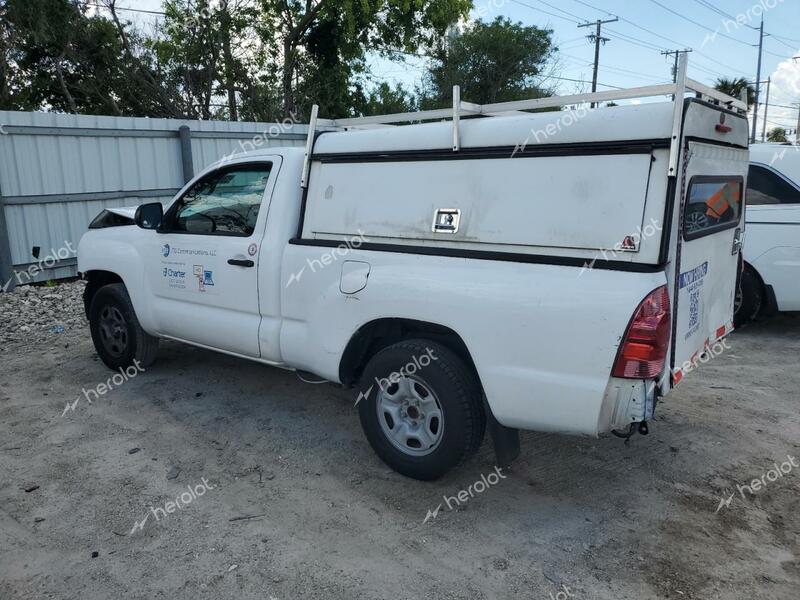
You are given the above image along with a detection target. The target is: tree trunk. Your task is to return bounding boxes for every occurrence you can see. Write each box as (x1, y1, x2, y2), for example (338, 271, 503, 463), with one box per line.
(55, 55, 77, 113)
(0, 12, 10, 109)
(282, 40, 295, 119)
(220, 3, 238, 121)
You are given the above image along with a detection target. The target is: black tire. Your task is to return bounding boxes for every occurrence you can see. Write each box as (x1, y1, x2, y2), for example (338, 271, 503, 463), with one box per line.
(734, 266, 763, 327)
(89, 283, 159, 371)
(356, 339, 486, 480)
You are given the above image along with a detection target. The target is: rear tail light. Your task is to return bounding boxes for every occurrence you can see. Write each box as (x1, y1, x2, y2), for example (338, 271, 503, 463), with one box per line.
(612, 285, 671, 379)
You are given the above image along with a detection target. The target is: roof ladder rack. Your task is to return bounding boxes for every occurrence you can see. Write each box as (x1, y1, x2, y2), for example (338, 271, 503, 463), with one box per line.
(299, 56, 748, 186)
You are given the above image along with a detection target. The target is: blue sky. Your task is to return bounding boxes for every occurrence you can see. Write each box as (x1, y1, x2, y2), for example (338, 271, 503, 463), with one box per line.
(114, 0, 800, 137)
(373, 0, 800, 136)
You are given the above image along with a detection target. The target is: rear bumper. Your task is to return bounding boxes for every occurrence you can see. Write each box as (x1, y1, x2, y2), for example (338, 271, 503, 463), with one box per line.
(598, 377, 658, 433)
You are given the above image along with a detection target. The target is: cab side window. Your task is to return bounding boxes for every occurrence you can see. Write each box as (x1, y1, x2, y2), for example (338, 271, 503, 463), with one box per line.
(747, 164, 800, 205)
(166, 164, 272, 236)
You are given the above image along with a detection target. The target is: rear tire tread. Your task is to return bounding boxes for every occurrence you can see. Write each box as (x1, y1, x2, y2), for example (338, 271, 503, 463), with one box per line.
(358, 339, 486, 480)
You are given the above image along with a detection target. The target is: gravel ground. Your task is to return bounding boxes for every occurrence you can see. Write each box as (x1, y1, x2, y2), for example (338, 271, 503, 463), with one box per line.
(0, 281, 798, 600)
(0, 281, 86, 348)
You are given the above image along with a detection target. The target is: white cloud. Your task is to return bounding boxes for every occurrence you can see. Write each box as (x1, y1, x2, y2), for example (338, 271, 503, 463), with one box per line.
(757, 54, 800, 142)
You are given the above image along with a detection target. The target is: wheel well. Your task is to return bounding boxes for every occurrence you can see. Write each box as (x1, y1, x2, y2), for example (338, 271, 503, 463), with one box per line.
(338, 318, 480, 387)
(743, 261, 764, 285)
(82, 270, 123, 318)
(741, 260, 768, 300)
(742, 260, 778, 315)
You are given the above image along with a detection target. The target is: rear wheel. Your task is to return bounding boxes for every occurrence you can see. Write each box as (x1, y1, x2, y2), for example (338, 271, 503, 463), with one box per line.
(734, 266, 763, 327)
(356, 339, 485, 480)
(89, 283, 159, 370)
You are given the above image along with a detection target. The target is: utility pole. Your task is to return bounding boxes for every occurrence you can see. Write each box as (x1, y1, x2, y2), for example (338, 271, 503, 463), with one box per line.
(796, 103, 800, 145)
(761, 77, 771, 142)
(661, 49, 693, 83)
(661, 49, 692, 99)
(792, 60, 800, 144)
(751, 18, 765, 143)
(578, 17, 618, 107)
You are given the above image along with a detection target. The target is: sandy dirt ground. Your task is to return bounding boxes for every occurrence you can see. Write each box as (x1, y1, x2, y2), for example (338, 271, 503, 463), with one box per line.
(0, 282, 798, 600)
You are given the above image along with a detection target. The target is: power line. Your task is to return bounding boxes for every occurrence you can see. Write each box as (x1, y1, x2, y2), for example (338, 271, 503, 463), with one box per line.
(525, 0, 585, 22)
(508, 0, 580, 24)
(599, 65, 668, 83)
(765, 101, 800, 110)
(563, 0, 751, 77)
(605, 28, 665, 52)
(523, 0, 747, 81)
(560, 52, 666, 82)
(566, 0, 613, 17)
(645, 0, 754, 47)
(689, 0, 751, 27)
(572, 0, 800, 53)
(86, 2, 167, 16)
(558, 35, 591, 45)
(771, 33, 800, 45)
(763, 48, 793, 59)
(768, 36, 799, 52)
(544, 75, 624, 90)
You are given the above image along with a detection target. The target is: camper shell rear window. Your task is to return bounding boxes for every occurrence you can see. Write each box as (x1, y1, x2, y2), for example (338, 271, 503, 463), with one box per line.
(683, 176, 743, 240)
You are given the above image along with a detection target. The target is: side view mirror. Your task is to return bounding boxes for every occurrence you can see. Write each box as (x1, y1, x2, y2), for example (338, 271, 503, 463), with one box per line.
(134, 202, 163, 230)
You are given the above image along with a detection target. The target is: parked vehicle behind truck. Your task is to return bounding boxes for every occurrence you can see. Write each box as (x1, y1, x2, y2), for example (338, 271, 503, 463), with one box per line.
(79, 58, 749, 480)
(733, 143, 800, 325)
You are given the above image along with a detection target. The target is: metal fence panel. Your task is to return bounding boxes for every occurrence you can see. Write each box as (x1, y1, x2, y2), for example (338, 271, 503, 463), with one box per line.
(0, 110, 310, 289)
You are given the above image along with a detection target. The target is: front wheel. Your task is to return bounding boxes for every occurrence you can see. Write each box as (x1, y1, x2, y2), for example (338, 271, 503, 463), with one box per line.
(89, 283, 159, 371)
(356, 339, 486, 480)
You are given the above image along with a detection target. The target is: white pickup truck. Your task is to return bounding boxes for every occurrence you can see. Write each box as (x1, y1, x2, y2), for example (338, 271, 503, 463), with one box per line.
(78, 61, 749, 480)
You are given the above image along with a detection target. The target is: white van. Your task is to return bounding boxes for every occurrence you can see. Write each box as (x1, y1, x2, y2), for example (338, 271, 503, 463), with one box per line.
(734, 143, 800, 324)
(78, 58, 749, 479)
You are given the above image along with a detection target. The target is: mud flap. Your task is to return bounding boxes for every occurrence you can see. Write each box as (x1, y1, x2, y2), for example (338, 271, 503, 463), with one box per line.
(486, 406, 520, 469)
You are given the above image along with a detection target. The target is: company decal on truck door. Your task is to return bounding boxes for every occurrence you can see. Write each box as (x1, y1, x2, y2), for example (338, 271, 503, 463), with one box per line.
(160, 243, 219, 294)
(679, 261, 708, 340)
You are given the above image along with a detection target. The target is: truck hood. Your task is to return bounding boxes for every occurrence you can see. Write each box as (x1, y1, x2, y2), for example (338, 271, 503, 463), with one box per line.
(107, 206, 138, 219)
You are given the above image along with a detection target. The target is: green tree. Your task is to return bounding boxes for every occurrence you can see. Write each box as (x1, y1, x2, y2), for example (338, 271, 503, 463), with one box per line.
(354, 82, 416, 116)
(421, 17, 555, 108)
(714, 77, 756, 106)
(2, 0, 183, 116)
(767, 127, 788, 143)
(255, 0, 472, 118)
(151, 0, 264, 120)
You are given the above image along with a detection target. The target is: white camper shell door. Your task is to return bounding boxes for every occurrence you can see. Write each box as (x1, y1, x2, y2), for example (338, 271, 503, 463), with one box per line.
(671, 142, 747, 384)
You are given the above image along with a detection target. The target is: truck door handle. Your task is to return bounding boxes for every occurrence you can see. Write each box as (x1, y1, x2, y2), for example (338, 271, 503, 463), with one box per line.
(227, 258, 254, 267)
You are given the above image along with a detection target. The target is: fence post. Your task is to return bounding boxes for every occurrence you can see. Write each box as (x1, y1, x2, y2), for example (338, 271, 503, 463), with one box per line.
(179, 125, 194, 184)
(0, 201, 15, 293)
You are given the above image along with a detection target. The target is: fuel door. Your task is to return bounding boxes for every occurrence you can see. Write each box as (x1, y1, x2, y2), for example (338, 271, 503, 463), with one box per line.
(340, 260, 370, 294)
